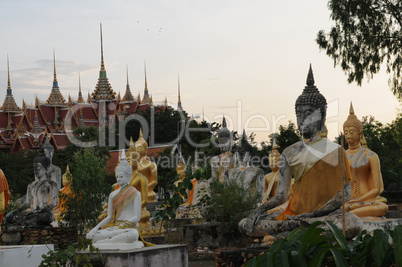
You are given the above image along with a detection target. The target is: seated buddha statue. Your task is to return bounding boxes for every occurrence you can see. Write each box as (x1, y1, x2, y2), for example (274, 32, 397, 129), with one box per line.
(0, 169, 10, 243)
(135, 129, 158, 202)
(174, 157, 187, 200)
(239, 66, 362, 239)
(6, 150, 59, 227)
(43, 136, 62, 191)
(343, 103, 388, 218)
(53, 165, 73, 221)
(86, 152, 152, 249)
(229, 130, 264, 202)
(261, 139, 281, 203)
(210, 116, 236, 184)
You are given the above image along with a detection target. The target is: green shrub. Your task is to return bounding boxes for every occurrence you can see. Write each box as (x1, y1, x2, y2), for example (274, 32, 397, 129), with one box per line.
(246, 221, 402, 267)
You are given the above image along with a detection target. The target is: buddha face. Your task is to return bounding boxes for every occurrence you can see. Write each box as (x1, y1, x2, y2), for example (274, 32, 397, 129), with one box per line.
(135, 143, 146, 158)
(344, 126, 361, 147)
(218, 136, 231, 153)
(296, 105, 322, 139)
(269, 155, 280, 172)
(238, 148, 250, 164)
(116, 169, 130, 187)
(34, 163, 47, 180)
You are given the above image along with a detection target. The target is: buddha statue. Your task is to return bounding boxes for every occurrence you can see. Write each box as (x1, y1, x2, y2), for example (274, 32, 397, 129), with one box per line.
(229, 130, 265, 202)
(210, 116, 236, 184)
(261, 139, 281, 203)
(6, 149, 59, 227)
(87, 152, 153, 249)
(53, 165, 73, 221)
(343, 103, 388, 218)
(174, 158, 187, 200)
(135, 129, 158, 202)
(239, 65, 362, 240)
(0, 169, 10, 245)
(126, 142, 151, 227)
(43, 136, 62, 191)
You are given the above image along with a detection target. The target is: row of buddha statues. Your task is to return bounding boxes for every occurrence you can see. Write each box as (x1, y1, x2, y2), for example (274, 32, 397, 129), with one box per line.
(175, 66, 390, 241)
(0, 65, 392, 249)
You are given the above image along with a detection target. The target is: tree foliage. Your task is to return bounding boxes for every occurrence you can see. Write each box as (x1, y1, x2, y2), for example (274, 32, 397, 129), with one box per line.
(59, 148, 112, 235)
(317, 0, 402, 100)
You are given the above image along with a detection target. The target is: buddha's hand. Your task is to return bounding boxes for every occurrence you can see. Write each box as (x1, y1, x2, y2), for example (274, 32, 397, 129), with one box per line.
(285, 211, 316, 221)
(86, 229, 98, 240)
(5, 210, 15, 223)
(245, 209, 262, 232)
(347, 197, 361, 203)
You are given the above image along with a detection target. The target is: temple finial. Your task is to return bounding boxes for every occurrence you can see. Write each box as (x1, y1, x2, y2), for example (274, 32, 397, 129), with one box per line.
(53, 48, 57, 85)
(349, 102, 355, 115)
(306, 63, 315, 86)
(100, 23, 105, 71)
(7, 54, 11, 91)
(144, 61, 148, 95)
(178, 74, 182, 111)
(126, 65, 129, 86)
(77, 73, 84, 103)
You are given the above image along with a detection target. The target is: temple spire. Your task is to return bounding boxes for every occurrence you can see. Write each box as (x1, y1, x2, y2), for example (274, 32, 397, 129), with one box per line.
(7, 54, 11, 94)
(2, 56, 20, 113)
(142, 61, 150, 103)
(122, 65, 134, 102)
(46, 50, 67, 107)
(77, 73, 84, 103)
(91, 24, 116, 101)
(177, 75, 182, 111)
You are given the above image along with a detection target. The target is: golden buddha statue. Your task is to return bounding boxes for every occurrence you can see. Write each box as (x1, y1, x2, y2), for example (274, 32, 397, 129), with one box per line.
(135, 129, 158, 202)
(53, 165, 73, 221)
(0, 169, 10, 247)
(174, 158, 186, 200)
(126, 139, 150, 227)
(343, 102, 388, 218)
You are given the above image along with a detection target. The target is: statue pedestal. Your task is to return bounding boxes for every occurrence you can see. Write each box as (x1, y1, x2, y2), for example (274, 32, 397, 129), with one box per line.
(0, 244, 54, 267)
(362, 218, 402, 233)
(81, 244, 188, 267)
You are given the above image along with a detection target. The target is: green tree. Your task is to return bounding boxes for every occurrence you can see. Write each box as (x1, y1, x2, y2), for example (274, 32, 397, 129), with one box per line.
(59, 148, 112, 235)
(317, 0, 402, 100)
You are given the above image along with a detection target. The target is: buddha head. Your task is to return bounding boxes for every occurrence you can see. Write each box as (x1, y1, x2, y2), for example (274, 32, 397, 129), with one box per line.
(62, 165, 72, 186)
(237, 130, 252, 164)
(33, 150, 50, 180)
(115, 152, 132, 187)
(176, 158, 186, 181)
(295, 65, 327, 139)
(269, 139, 280, 172)
(42, 136, 54, 163)
(126, 137, 141, 170)
(134, 128, 148, 158)
(343, 102, 363, 148)
(217, 116, 232, 153)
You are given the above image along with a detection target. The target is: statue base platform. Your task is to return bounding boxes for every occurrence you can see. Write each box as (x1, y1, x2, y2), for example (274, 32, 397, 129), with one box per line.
(81, 244, 188, 267)
(361, 218, 402, 233)
(0, 244, 54, 267)
(92, 240, 144, 250)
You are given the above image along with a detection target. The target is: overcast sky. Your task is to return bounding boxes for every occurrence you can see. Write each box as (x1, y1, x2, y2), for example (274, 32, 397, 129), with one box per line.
(0, 0, 400, 144)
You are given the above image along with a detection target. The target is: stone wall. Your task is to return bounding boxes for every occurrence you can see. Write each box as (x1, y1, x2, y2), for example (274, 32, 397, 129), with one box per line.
(1, 227, 77, 249)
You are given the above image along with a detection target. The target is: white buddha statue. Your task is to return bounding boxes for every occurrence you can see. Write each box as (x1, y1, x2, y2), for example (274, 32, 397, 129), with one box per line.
(87, 152, 152, 249)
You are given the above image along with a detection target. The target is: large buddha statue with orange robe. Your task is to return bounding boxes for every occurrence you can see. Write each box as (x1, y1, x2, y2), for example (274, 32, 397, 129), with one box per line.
(0, 169, 10, 245)
(240, 66, 361, 239)
(135, 129, 158, 202)
(343, 103, 388, 218)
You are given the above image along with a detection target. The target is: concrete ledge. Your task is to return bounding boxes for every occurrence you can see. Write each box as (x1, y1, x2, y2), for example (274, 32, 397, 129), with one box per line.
(82, 244, 188, 267)
(0, 244, 54, 267)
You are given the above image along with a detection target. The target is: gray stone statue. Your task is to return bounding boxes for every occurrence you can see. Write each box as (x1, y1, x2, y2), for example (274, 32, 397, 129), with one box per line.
(229, 130, 264, 203)
(5, 148, 59, 228)
(42, 136, 62, 190)
(239, 65, 363, 240)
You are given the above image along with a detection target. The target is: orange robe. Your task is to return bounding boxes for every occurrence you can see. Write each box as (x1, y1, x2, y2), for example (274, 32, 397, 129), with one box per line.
(276, 145, 351, 220)
(0, 169, 10, 224)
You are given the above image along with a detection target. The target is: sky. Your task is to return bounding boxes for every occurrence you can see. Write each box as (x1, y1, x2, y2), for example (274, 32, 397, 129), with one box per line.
(0, 0, 400, 145)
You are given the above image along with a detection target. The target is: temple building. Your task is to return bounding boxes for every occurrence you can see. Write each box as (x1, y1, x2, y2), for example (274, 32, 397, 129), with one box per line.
(0, 25, 175, 153)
